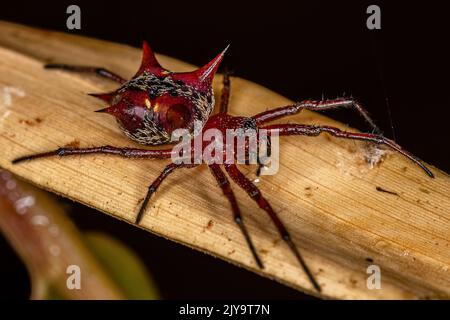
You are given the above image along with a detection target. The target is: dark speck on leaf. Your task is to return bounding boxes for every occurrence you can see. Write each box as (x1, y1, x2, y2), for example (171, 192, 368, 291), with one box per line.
(376, 186, 399, 196)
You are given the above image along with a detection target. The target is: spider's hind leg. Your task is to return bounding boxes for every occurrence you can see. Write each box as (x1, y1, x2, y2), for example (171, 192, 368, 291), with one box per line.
(12, 145, 173, 164)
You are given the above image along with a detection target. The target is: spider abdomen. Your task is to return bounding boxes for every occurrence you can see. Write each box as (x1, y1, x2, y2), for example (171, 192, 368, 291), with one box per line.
(91, 42, 225, 145)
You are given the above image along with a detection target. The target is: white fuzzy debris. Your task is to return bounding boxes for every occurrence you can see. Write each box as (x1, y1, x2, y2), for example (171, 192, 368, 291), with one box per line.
(335, 142, 388, 177)
(364, 145, 387, 169)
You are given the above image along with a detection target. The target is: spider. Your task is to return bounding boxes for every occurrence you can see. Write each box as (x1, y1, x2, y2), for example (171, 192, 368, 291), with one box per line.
(12, 41, 433, 293)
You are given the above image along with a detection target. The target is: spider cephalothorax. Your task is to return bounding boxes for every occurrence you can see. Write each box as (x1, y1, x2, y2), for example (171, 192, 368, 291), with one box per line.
(14, 42, 434, 293)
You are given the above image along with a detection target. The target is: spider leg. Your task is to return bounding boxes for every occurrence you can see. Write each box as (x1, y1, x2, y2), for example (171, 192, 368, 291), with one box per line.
(45, 64, 127, 84)
(253, 98, 381, 134)
(219, 70, 231, 114)
(12, 146, 173, 164)
(262, 124, 434, 178)
(241, 133, 272, 176)
(224, 163, 321, 292)
(209, 164, 263, 268)
(136, 163, 196, 224)
(256, 135, 272, 176)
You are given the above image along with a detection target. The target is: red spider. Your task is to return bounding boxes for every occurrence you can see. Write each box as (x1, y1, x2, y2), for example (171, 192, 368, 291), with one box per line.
(12, 42, 433, 292)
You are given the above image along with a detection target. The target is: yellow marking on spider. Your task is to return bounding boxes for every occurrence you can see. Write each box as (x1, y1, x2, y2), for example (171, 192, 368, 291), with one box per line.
(145, 98, 151, 109)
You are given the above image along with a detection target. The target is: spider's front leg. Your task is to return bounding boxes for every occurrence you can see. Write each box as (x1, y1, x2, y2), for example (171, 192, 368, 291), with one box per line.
(44, 64, 127, 84)
(12, 145, 173, 164)
(209, 164, 263, 268)
(11, 145, 195, 224)
(223, 163, 321, 292)
(261, 123, 434, 178)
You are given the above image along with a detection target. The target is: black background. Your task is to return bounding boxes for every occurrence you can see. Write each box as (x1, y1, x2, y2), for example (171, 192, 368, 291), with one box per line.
(0, 1, 448, 299)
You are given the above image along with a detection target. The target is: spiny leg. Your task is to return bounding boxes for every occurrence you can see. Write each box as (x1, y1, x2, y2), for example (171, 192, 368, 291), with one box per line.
(262, 123, 434, 178)
(136, 163, 196, 224)
(45, 64, 127, 84)
(253, 98, 381, 133)
(12, 146, 173, 164)
(224, 163, 321, 292)
(209, 164, 263, 268)
(219, 70, 231, 114)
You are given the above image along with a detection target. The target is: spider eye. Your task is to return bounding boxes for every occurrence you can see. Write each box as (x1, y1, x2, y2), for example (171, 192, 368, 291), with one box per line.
(165, 103, 192, 131)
